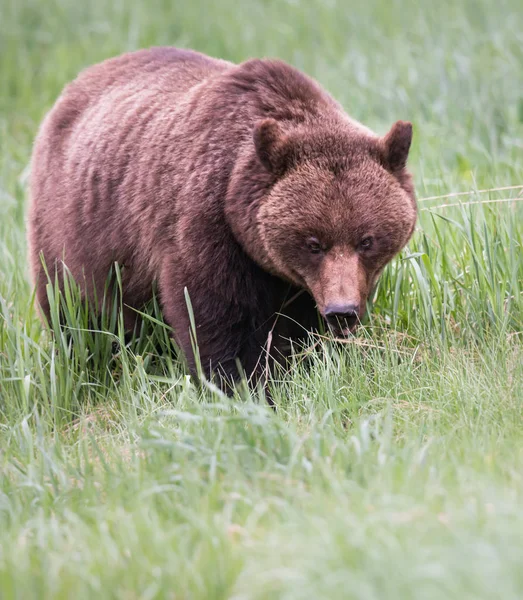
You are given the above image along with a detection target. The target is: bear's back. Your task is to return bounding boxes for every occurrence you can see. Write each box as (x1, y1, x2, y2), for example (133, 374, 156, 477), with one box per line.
(36, 48, 232, 155)
(28, 48, 233, 315)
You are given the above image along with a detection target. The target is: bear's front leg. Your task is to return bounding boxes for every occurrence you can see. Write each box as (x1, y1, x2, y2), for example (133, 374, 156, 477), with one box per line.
(158, 275, 267, 389)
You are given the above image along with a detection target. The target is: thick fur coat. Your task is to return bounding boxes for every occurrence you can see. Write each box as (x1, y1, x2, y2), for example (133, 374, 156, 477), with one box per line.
(29, 47, 417, 387)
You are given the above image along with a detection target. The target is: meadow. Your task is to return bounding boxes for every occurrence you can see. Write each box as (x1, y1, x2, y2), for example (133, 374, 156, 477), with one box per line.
(1, 0, 522, 597)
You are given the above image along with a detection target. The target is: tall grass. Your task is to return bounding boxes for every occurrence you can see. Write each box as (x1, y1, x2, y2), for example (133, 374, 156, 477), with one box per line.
(0, 0, 522, 597)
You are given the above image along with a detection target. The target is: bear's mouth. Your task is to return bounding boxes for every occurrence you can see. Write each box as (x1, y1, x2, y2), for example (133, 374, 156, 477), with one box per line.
(324, 315, 360, 338)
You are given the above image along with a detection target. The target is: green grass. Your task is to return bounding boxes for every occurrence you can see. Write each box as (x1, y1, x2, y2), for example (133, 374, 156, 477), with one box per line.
(1, 0, 523, 597)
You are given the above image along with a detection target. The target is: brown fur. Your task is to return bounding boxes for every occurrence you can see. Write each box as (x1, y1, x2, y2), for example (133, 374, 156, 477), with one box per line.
(28, 47, 417, 387)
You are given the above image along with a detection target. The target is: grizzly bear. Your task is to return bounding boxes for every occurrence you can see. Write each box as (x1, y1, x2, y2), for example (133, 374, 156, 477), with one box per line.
(28, 47, 417, 391)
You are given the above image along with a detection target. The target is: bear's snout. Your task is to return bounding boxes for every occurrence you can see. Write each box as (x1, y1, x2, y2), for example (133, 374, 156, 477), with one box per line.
(323, 301, 361, 336)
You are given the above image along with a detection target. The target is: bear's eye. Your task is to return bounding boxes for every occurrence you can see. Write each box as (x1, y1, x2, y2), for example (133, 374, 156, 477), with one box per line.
(359, 237, 374, 251)
(306, 237, 324, 254)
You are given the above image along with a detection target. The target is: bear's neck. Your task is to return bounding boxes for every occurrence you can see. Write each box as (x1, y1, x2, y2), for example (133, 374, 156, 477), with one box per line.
(224, 149, 282, 278)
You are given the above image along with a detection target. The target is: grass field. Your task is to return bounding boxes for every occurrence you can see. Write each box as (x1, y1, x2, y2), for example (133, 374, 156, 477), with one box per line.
(1, 0, 523, 597)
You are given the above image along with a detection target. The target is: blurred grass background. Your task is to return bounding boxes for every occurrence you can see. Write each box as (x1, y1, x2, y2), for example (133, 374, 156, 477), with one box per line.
(1, 0, 523, 598)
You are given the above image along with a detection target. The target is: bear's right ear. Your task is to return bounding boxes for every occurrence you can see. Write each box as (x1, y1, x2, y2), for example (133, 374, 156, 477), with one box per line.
(253, 118, 291, 175)
(382, 120, 413, 173)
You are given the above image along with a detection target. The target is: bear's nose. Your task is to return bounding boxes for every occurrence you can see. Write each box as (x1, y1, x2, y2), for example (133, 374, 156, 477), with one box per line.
(324, 302, 360, 330)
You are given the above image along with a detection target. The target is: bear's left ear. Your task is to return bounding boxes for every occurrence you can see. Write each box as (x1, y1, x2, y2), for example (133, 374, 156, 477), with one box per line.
(253, 118, 292, 175)
(382, 120, 413, 172)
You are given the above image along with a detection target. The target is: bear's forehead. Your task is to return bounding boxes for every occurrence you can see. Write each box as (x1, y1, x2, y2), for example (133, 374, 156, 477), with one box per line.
(271, 163, 409, 240)
(285, 160, 400, 210)
(293, 125, 383, 168)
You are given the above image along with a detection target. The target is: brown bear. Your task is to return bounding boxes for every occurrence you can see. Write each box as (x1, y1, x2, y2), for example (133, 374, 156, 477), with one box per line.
(28, 47, 417, 390)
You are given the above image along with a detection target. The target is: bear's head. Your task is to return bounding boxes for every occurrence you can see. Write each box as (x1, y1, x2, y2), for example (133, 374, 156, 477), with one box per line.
(251, 117, 417, 336)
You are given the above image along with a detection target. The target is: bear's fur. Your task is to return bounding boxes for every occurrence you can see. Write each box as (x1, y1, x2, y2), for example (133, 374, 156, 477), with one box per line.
(28, 47, 417, 388)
